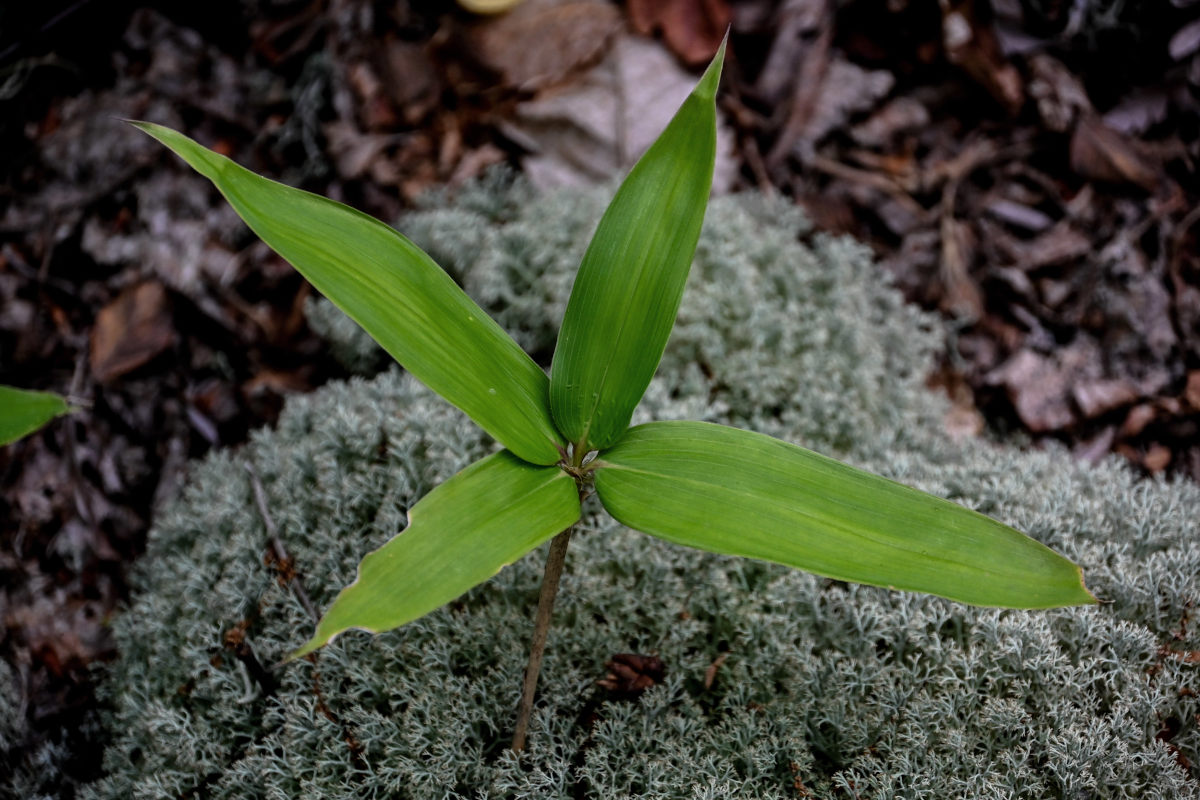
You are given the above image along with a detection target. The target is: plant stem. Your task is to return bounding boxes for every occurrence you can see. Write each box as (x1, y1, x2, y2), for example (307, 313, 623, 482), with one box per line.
(511, 526, 573, 751)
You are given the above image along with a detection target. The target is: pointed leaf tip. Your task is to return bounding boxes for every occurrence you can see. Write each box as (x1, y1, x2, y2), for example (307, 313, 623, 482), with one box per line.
(0, 386, 72, 446)
(131, 121, 564, 464)
(549, 38, 724, 451)
(594, 422, 1095, 610)
(694, 32, 727, 101)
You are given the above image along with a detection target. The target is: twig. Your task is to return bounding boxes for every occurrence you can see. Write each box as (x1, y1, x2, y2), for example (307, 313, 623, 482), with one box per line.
(244, 461, 319, 623)
(937, 168, 983, 321)
(807, 152, 927, 217)
(741, 131, 775, 195)
(511, 527, 573, 751)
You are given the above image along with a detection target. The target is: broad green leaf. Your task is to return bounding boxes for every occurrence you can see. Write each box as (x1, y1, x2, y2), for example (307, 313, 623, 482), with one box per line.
(0, 386, 70, 446)
(292, 450, 580, 658)
(593, 422, 1095, 609)
(131, 122, 564, 466)
(549, 41, 724, 452)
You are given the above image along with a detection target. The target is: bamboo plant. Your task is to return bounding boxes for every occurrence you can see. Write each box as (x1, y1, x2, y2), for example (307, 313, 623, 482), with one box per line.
(132, 41, 1093, 751)
(0, 385, 72, 446)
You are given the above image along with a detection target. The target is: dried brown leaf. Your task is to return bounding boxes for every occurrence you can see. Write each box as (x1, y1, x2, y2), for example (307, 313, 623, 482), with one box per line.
(90, 281, 176, 383)
(1185, 370, 1200, 410)
(627, 0, 732, 66)
(1074, 426, 1116, 464)
(1072, 378, 1138, 419)
(703, 652, 729, 689)
(1015, 225, 1092, 271)
(939, 217, 983, 321)
(1028, 53, 1091, 132)
(801, 59, 894, 149)
(1070, 114, 1162, 193)
(940, 0, 1023, 113)
(987, 349, 1072, 431)
(1119, 403, 1157, 439)
(1144, 443, 1172, 472)
(470, 0, 622, 91)
(382, 38, 441, 124)
(504, 35, 735, 189)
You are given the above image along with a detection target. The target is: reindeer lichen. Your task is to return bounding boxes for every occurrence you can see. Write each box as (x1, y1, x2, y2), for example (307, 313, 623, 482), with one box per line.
(84, 183, 1199, 799)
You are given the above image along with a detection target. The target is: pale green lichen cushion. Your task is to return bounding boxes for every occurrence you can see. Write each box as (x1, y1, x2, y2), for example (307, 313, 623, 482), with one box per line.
(80, 181, 1199, 799)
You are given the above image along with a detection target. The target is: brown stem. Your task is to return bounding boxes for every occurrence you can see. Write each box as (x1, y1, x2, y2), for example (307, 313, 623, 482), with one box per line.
(511, 527, 573, 751)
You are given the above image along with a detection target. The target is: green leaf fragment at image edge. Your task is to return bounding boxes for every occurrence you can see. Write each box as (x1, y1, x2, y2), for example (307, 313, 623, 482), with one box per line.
(593, 421, 1095, 609)
(549, 40, 724, 452)
(0, 385, 71, 446)
(129, 121, 564, 466)
(292, 450, 580, 658)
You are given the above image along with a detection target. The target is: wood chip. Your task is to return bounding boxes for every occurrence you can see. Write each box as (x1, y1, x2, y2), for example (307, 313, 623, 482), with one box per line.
(984, 198, 1054, 232)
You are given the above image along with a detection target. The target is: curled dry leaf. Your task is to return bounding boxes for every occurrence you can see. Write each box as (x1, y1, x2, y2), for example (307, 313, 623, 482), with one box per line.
(504, 35, 735, 190)
(627, 0, 732, 66)
(1069, 114, 1162, 193)
(1072, 378, 1139, 420)
(792, 59, 894, 154)
(703, 652, 729, 689)
(468, 0, 622, 91)
(1119, 403, 1158, 439)
(939, 0, 1023, 113)
(986, 348, 1077, 432)
(89, 281, 176, 383)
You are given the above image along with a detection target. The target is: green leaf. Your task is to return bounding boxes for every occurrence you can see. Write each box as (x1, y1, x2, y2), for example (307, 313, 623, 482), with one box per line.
(549, 41, 725, 452)
(130, 122, 564, 466)
(593, 421, 1095, 609)
(292, 450, 580, 658)
(0, 385, 71, 446)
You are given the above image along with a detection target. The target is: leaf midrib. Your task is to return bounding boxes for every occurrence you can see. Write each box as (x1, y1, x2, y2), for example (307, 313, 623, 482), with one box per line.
(595, 460, 1043, 583)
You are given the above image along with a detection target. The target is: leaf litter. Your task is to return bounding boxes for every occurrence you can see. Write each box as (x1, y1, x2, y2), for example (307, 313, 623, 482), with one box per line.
(2, 0, 1199, 795)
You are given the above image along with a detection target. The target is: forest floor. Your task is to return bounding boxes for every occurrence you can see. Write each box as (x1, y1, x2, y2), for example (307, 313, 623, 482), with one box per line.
(1, 0, 1197, 795)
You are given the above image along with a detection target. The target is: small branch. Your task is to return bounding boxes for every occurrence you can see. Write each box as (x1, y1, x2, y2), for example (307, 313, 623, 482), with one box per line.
(245, 461, 319, 623)
(511, 527, 573, 751)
